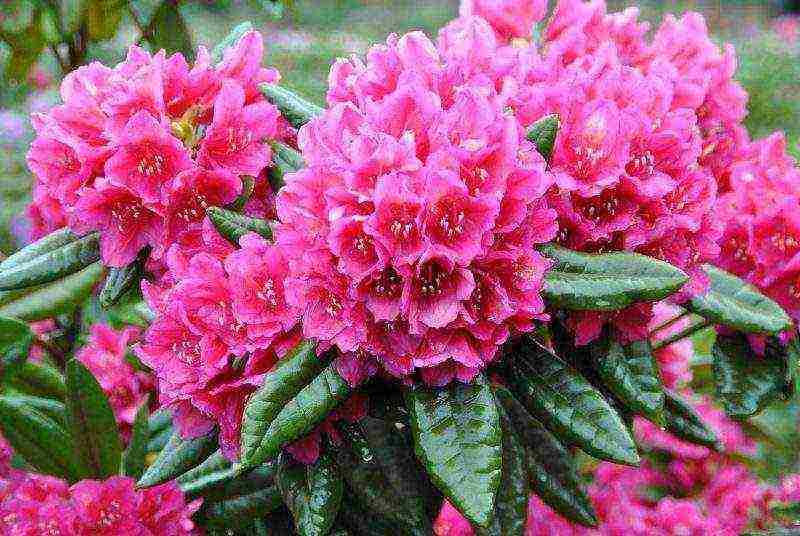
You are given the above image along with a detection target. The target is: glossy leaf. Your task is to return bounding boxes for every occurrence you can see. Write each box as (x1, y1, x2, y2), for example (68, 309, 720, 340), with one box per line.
(688, 264, 792, 334)
(406, 374, 502, 528)
(663, 389, 719, 449)
(259, 83, 324, 128)
(207, 206, 273, 246)
(713, 334, 787, 419)
(65, 359, 123, 478)
(525, 114, 559, 161)
(227, 175, 255, 212)
(122, 401, 150, 479)
(593, 338, 665, 425)
(137, 429, 218, 488)
(0, 232, 99, 291)
(494, 385, 597, 527)
(0, 228, 76, 273)
(0, 316, 33, 382)
(277, 452, 343, 536)
(99, 250, 147, 308)
(541, 244, 688, 311)
(0, 395, 88, 481)
(4, 360, 66, 400)
(0, 261, 105, 321)
(507, 337, 639, 466)
(332, 417, 433, 536)
(177, 449, 235, 497)
(269, 140, 306, 190)
(202, 485, 282, 531)
(240, 340, 322, 470)
(211, 21, 254, 63)
(147, 0, 192, 56)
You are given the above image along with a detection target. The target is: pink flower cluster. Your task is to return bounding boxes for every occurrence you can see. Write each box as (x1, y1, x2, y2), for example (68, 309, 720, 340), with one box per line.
(25, 30, 287, 266)
(278, 23, 559, 386)
(715, 132, 800, 331)
(76, 324, 153, 440)
(0, 471, 200, 535)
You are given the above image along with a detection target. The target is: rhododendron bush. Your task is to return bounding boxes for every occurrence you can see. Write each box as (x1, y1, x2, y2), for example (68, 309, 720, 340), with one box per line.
(0, 0, 799, 534)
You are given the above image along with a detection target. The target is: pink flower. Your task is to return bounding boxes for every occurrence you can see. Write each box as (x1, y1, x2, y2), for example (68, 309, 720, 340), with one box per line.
(459, 0, 547, 41)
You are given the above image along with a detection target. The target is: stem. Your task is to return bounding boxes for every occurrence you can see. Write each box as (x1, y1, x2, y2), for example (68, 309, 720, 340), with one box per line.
(649, 310, 692, 335)
(49, 44, 69, 75)
(35, 335, 68, 370)
(651, 319, 710, 351)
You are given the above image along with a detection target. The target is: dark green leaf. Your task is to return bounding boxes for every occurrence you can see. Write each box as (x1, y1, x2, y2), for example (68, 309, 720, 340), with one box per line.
(122, 401, 150, 479)
(494, 385, 597, 527)
(332, 417, 432, 536)
(147, 0, 192, 56)
(211, 21, 254, 63)
(663, 389, 719, 449)
(99, 250, 147, 309)
(85, 0, 126, 40)
(269, 141, 306, 190)
(336, 491, 397, 536)
(541, 244, 688, 311)
(0, 232, 99, 291)
(5, 394, 66, 425)
(713, 333, 787, 419)
(406, 374, 502, 528)
(239, 364, 351, 472)
(277, 452, 343, 536)
(688, 264, 792, 334)
(259, 84, 324, 128)
(239, 340, 323, 470)
(65, 359, 123, 478)
(0, 394, 88, 481)
(507, 337, 639, 466)
(177, 449, 236, 497)
(207, 206, 273, 246)
(4, 360, 66, 400)
(0, 228, 76, 273)
(227, 175, 256, 212)
(137, 429, 218, 488)
(525, 114, 559, 161)
(0, 316, 33, 382)
(0, 261, 105, 321)
(593, 338, 665, 425)
(202, 485, 282, 531)
(336, 420, 374, 464)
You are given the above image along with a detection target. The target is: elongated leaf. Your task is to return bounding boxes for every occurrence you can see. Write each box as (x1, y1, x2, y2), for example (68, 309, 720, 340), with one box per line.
(0, 316, 33, 382)
(85, 0, 126, 39)
(211, 21, 254, 63)
(122, 402, 150, 479)
(240, 340, 322, 470)
(6, 394, 66, 425)
(541, 244, 688, 311)
(177, 449, 235, 496)
(507, 337, 639, 466)
(593, 338, 665, 425)
(65, 359, 123, 478)
(663, 390, 719, 449)
(0, 232, 99, 291)
(147, 0, 192, 56)
(713, 334, 787, 419)
(688, 265, 792, 334)
(332, 417, 433, 536)
(0, 261, 105, 321)
(269, 141, 306, 190)
(0, 395, 88, 481)
(207, 206, 273, 246)
(99, 250, 146, 308)
(148, 406, 173, 435)
(478, 404, 530, 536)
(227, 175, 255, 212)
(138, 429, 218, 488)
(259, 84, 324, 128)
(494, 385, 597, 527)
(203, 461, 277, 503)
(525, 114, 559, 161)
(277, 452, 343, 536)
(0, 228, 76, 272)
(406, 374, 502, 528)
(4, 361, 66, 400)
(239, 365, 351, 472)
(202, 485, 282, 530)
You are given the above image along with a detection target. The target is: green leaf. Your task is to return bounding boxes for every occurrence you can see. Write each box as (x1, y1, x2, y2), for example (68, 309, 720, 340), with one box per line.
(332, 417, 433, 536)
(277, 452, 343, 536)
(0, 316, 33, 383)
(525, 114, 559, 161)
(0, 232, 99, 291)
(239, 340, 323, 470)
(269, 140, 306, 190)
(177, 449, 236, 497)
(84, 0, 126, 40)
(207, 206, 273, 246)
(1, 10, 45, 81)
(202, 484, 282, 531)
(0, 394, 88, 481)
(406, 374, 502, 528)
(477, 403, 530, 536)
(0, 261, 105, 321)
(6, 394, 66, 425)
(122, 401, 150, 479)
(211, 21, 254, 63)
(65, 358, 123, 478)
(506, 337, 639, 466)
(494, 385, 597, 527)
(137, 429, 218, 488)
(713, 333, 787, 419)
(147, 0, 192, 56)
(227, 175, 255, 212)
(99, 250, 147, 308)
(541, 244, 688, 311)
(0, 229, 77, 273)
(663, 390, 719, 449)
(238, 364, 351, 472)
(4, 360, 66, 400)
(593, 338, 665, 425)
(688, 264, 792, 334)
(259, 84, 324, 129)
